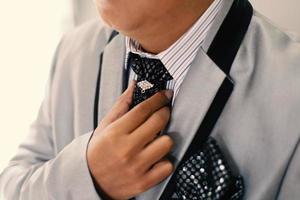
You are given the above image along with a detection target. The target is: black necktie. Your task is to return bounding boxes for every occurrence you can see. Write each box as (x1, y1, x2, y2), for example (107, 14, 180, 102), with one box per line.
(128, 52, 173, 107)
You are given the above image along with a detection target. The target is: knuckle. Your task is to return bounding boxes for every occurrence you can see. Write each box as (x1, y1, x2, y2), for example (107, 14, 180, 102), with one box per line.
(136, 102, 150, 115)
(116, 147, 131, 166)
(161, 135, 174, 149)
(130, 164, 141, 176)
(116, 94, 125, 102)
(126, 165, 140, 180)
(152, 112, 165, 126)
(163, 161, 174, 174)
(103, 128, 121, 144)
(155, 92, 167, 102)
(160, 107, 171, 121)
(153, 107, 170, 126)
(102, 129, 118, 144)
(124, 96, 132, 105)
(105, 123, 117, 134)
(135, 181, 149, 193)
(119, 92, 132, 104)
(126, 166, 137, 177)
(119, 152, 131, 165)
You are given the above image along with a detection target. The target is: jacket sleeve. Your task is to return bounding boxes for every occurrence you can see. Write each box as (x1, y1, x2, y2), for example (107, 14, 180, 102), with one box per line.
(277, 138, 300, 199)
(0, 38, 101, 200)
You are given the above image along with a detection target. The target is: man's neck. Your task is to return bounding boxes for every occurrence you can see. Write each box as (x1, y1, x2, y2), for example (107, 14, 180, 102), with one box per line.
(123, 0, 214, 54)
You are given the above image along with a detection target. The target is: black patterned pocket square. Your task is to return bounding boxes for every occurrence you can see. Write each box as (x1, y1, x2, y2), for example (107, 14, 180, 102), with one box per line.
(172, 137, 244, 200)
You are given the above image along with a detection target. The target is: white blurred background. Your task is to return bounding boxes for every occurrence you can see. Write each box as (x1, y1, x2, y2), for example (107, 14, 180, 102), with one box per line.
(0, 0, 299, 173)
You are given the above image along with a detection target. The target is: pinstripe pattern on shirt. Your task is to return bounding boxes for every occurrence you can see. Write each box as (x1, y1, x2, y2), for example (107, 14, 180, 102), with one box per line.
(125, 0, 223, 105)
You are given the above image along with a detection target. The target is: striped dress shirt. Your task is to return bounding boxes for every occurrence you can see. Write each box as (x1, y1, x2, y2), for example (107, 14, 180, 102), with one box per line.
(125, 0, 223, 105)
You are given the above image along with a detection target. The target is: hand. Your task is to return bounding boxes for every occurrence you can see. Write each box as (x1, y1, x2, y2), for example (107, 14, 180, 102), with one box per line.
(87, 81, 174, 200)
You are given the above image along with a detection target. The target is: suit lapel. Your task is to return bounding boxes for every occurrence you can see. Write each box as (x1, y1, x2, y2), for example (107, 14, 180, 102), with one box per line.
(168, 49, 233, 165)
(167, 49, 232, 166)
(97, 34, 126, 122)
(138, 0, 253, 199)
(138, 48, 233, 199)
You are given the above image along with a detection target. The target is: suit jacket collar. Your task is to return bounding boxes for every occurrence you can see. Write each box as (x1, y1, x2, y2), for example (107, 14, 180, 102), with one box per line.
(97, 34, 126, 122)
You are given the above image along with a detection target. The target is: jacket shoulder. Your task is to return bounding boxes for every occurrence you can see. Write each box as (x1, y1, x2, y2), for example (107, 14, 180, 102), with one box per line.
(58, 19, 113, 56)
(50, 18, 115, 83)
(249, 10, 300, 57)
(237, 10, 300, 122)
(49, 19, 115, 105)
(243, 10, 300, 83)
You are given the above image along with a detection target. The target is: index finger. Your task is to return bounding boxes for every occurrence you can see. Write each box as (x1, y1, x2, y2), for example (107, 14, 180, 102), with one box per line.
(113, 89, 173, 134)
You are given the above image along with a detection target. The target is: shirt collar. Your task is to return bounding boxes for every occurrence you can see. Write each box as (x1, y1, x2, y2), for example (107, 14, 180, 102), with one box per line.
(125, 0, 223, 79)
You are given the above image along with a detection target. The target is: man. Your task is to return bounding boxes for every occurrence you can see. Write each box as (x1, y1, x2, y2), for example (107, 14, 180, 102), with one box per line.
(1, 0, 300, 199)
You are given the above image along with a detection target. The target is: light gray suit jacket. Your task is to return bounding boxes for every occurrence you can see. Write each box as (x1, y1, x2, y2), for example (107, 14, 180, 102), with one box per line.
(1, 0, 300, 199)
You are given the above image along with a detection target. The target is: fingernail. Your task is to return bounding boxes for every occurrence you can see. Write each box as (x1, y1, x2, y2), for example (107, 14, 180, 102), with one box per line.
(164, 90, 173, 101)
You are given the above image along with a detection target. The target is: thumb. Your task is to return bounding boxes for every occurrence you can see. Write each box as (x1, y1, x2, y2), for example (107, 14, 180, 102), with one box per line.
(99, 80, 136, 129)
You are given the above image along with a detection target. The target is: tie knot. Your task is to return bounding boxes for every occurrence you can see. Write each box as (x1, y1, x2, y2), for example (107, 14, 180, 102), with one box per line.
(128, 52, 173, 83)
